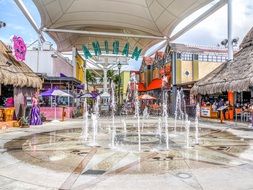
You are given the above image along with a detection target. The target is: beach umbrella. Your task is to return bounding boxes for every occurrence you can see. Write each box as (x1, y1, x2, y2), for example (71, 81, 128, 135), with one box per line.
(81, 93, 93, 98)
(138, 94, 156, 100)
(40, 89, 72, 97)
(40, 89, 73, 122)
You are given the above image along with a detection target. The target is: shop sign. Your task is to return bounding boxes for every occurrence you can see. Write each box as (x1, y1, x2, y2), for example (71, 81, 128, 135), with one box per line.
(201, 107, 210, 117)
(12, 35, 27, 61)
(82, 40, 142, 60)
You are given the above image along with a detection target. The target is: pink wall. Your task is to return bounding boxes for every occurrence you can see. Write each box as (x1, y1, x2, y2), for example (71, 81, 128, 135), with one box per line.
(40, 107, 74, 121)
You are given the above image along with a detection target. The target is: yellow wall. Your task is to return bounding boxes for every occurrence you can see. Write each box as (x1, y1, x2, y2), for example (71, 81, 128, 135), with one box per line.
(192, 60, 199, 81)
(120, 71, 130, 101)
(176, 60, 223, 84)
(198, 61, 222, 79)
(176, 60, 182, 84)
(75, 54, 85, 83)
(181, 61, 193, 83)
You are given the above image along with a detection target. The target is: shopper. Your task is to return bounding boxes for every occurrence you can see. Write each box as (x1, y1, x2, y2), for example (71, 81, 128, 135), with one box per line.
(30, 92, 42, 125)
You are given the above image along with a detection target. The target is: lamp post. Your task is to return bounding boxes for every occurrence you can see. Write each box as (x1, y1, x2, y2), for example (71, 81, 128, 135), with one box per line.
(117, 62, 121, 107)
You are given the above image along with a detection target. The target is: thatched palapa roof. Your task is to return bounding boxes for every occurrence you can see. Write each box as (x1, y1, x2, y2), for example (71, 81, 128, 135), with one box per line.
(191, 27, 253, 95)
(0, 41, 42, 89)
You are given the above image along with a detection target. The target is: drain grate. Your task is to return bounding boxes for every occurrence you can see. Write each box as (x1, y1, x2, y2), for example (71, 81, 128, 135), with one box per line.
(82, 169, 106, 175)
(176, 172, 192, 179)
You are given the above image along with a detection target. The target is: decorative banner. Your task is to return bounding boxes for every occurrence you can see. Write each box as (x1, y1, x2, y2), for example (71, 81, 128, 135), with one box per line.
(131, 46, 142, 60)
(143, 56, 153, 65)
(122, 42, 129, 57)
(112, 40, 119, 54)
(92, 41, 101, 56)
(155, 51, 164, 60)
(160, 69, 165, 75)
(82, 45, 92, 59)
(12, 35, 27, 61)
(104, 40, 109, 54)
(162, 75, 168, 88)
(82, 41, 142, 60)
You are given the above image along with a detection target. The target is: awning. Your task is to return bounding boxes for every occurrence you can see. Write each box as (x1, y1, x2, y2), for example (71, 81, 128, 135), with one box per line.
(146, 79, 162, 91)
(137, 83, 146, 92)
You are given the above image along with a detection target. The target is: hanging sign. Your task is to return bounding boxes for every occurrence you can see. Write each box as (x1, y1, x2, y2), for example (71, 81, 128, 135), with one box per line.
(12, 35, 27, 61)
(82, 40, 142, 60)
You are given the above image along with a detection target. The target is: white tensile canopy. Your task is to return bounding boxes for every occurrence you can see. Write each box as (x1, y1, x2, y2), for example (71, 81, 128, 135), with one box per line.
(32, 0, 218, 53)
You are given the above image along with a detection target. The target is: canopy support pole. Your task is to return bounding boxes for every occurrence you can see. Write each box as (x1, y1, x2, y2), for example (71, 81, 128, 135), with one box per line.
(43, 28, 167, 40)
(227, 0, 233, 61)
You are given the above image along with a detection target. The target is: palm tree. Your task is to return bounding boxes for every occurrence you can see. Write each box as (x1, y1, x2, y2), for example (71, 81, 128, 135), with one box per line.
(113, 74, 120, 86)
(107, 70, 115, 86)
(99, 70, 117, 86)
(86, 70, 96, 91)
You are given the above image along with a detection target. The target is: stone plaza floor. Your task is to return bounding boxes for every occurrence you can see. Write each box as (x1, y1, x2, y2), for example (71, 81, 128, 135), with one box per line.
(0, 117, 253, 190)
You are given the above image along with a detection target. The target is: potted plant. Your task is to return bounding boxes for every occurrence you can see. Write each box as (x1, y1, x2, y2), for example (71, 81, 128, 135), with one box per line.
(40, 113, 46, 122)
(19, 116, 30, 128)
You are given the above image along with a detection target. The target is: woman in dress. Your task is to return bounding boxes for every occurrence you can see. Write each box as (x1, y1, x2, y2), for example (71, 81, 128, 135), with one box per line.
(30, 93, 42, 125)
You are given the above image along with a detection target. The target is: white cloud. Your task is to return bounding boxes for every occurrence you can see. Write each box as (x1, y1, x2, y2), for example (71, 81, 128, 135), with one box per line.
(174, 0, 253, 46)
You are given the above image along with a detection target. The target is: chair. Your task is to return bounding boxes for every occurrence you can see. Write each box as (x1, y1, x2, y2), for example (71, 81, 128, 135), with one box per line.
(242, 111, 251, 122)
(235, 108, 242, 122)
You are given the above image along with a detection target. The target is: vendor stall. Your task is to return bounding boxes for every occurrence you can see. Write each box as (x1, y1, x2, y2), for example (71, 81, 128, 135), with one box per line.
(191, 27, 253, 123)
(0, 40, 42, 127)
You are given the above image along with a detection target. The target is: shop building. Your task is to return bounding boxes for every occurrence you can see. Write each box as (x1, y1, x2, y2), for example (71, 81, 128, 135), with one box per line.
(191, 27, 253, 122)
(0, 41, 42, 128)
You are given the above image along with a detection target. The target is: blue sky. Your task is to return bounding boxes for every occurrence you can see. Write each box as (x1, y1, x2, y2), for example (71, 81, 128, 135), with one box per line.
(0, 0, 252, 70)
(0, 0, 40, 44)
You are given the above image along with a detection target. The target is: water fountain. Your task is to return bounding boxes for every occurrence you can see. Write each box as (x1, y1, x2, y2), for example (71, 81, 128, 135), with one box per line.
(185, 120, 191, 148)
(78, 74, 198, 151)
(122, 119, 127, 137)
(143, 106, 149, 119)
(89, 96, 100, 146)
(132, 73, 141, 152)
(91, 113, 97, 146)
(111, 82, 116, 148)
(83, 98, 89, 141)
(174, 89, 182, 132)
(162, 90, 169, 149)
(157, 117, 162, 138)
(195, 103, 200, 144)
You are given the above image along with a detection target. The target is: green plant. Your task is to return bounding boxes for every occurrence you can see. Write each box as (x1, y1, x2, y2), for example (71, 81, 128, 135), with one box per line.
(72, 108, 82, 118)
(20, 116, 30, 127)
(40, 113, 46, 122)
(86, 70, 96, 91)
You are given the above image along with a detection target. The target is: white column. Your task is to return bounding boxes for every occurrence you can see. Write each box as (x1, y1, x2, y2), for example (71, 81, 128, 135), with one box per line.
(103, 68, 108, 92)
(103, 58, 108, 93)
(227, 0, 233, 61)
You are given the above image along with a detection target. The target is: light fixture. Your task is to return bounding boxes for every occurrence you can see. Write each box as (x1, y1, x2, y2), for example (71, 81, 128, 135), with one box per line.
(232, 37, 239, 46)
(221, 39, 228, 47)
(220, 38, 239, 47)
(117, 62, 122, 70)
(0, 21, 6, 28)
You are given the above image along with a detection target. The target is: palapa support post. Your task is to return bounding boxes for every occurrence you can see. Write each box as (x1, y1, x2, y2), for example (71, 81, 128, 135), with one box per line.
(62, 107, 66, 121)
(219, 110, 223, 123)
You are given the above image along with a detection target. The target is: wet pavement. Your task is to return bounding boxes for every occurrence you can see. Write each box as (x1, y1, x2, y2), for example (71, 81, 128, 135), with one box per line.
(0, 117, 253, 190)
